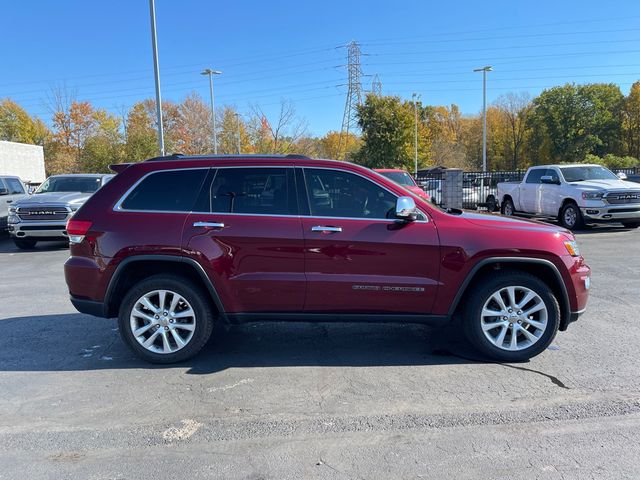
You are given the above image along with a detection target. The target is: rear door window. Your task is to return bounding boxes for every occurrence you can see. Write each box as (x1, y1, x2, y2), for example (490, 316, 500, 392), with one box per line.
(120, 169, 208, 212)
(209, 168, 296, 215)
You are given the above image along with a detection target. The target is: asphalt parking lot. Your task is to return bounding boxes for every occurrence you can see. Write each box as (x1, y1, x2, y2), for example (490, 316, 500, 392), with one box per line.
(1, 226, 639, 480)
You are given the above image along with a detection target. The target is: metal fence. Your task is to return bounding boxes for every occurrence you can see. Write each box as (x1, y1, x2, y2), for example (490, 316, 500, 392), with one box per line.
(415, 171, 446, 207)
(413, 166, 640, 210)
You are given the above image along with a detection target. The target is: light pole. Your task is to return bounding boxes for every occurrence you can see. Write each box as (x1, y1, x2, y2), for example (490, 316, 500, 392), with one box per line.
(201, 68, 222, 154)
(473, 66, 492, 172)
(148, 0, 164, 155)
(236, 112, 242, 154)
(412, 93, 420, 177)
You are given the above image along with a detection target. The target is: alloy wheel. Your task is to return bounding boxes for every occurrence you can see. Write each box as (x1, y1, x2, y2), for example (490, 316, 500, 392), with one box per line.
(129, 289, 196, 354)
(480, 285, 548, 351)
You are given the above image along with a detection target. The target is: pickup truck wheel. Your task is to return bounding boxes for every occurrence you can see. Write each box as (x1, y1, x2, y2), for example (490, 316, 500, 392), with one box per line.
(118, 274, 214, 364)
(13, 238, 37, 250)
(559, 202, 584, 230)
(462, 271, 560, 362)
(622, 222, 640, 229)
(486, 196, 497, 212)
(501, 198, 515, 216)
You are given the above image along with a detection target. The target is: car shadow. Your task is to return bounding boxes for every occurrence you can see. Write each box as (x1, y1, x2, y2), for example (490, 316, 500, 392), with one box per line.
(0, 313, 489, 374)
(0, 237, 68, 253)
(573, 224, 637, 235)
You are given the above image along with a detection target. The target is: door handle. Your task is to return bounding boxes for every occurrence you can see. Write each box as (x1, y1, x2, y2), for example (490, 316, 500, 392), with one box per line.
(193, 221, 225, 229)
(311, 225, 342, 233)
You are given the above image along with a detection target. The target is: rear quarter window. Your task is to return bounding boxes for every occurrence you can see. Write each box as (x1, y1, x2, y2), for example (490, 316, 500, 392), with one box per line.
(120, 169, 207, 212)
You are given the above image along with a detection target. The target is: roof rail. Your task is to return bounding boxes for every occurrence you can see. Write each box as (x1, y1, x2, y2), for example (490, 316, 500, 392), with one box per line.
(144, 153, 185, 162)
(284, 154, 310, 159)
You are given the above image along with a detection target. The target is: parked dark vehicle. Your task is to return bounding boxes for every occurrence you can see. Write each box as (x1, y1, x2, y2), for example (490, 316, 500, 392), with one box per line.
(64, 155, 590, 364)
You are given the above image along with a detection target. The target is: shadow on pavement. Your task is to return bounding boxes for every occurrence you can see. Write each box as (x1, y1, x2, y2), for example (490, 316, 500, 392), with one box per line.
(0, 237, 69, 253)
(0, 313, 486, 374)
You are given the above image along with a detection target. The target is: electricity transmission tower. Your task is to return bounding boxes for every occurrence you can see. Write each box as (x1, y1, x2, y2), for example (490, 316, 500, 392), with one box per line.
(371, 74, 382, 96)
(339, 41, 364, 158)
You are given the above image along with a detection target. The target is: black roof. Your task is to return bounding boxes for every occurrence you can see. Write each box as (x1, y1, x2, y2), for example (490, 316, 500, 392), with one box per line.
(144, 153, 311, 162)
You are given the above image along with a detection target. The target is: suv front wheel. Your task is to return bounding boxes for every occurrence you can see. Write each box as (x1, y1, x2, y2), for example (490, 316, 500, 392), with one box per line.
(118, 274, 214, 364)
(462, 271, 560, 362)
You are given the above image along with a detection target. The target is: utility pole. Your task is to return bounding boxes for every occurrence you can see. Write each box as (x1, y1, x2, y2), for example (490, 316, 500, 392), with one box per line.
(148, 0, 164, 155)
(339, 41, 364, 159)
(473, 66, 492, 172)
(371, 74, 382, 96)
(412, 93, 420, 177)
(201, 68, 222, 154)
(236, 112, 242, 154)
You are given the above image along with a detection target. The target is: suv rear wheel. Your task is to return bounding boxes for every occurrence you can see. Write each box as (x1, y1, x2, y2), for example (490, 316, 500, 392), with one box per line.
(118, 274, 214, 364)
(14, 238, 37, 250)
(462, 271, 560, 362)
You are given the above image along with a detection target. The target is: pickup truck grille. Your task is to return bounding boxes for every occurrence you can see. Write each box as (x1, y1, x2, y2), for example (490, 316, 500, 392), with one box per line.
(604, 191, 640, 205)
(17, 206, 70, 221)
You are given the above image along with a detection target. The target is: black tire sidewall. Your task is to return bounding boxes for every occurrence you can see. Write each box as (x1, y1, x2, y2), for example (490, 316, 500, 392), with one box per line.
(118, 275, 214, 364)
(501, 199, 514, 215)
(14, 238, 37, 249)
(463, 271, 560, 362)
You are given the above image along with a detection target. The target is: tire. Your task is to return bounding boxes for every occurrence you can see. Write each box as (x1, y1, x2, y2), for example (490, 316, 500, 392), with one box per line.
(118, 274, 215, 364)
(622, 222, 640, 229)
(462, 270, 560, 362)
(486, 195, 497, 212)
(14, 238, 37, 249)
(501, 198, 515, 216)
(559, 201, 584, 230)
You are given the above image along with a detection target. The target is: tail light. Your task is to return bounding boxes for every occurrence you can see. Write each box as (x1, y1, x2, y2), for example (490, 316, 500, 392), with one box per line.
(66, 219, 92, 244)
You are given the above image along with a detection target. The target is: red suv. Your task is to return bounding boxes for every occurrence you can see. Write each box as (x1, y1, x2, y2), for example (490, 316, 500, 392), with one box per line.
(64, 155, 590, 364)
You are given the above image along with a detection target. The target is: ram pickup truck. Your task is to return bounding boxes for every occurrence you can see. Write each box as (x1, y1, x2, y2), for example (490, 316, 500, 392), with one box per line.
(64, 154, 590, 364)
(497, 164, 640, 229)
(8, 173, 113, 249)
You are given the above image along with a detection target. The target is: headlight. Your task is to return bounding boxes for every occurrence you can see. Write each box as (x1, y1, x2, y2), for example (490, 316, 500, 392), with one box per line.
(564, 240, 581, 257)
(582, 192, 603, 200)
(8, 206, 17, 214)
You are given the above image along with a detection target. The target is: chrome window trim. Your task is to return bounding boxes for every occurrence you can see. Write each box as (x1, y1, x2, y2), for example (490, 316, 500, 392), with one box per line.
(113, 164, 428, 222)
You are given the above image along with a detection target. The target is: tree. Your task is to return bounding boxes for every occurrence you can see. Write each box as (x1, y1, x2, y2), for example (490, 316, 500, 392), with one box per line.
(249, 100, 307, 154)
(175, 92, 212, 154)
(318, 130, 359, 160)
(353, 94, 430, 170)
(79, 110, 124, 173)
(0, 99, 49, 145)
(217, 106, 251, 154)
(528, 83, 624, 163)
(623, 81, 640, 158)
(124, 102, 157, 162)
(494, 92, 532, 170)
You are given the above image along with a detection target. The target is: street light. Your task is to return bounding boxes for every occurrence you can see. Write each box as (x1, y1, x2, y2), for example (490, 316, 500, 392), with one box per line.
(412, 93, 420, 177)
(201, 68, 222, 154)
(235, 112, 242, 154)
(148, 0, 164, 155)
(473, 66, 492, 172)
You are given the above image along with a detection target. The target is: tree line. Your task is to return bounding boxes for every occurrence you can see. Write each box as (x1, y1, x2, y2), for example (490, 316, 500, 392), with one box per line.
(1, 80, 640, 175)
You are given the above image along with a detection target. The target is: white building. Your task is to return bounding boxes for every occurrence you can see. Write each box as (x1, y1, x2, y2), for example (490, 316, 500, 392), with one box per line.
(0, 140, 46, 183)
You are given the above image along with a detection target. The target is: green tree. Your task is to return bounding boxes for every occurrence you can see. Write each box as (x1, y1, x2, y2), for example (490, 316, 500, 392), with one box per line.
(124, 102, 158, 162)
(623, 81, 640, 158)
(528, 83, 624, 163)
(353, 94, 429, 170)
(79, 110, 124, 173)
(0, 99, 49, 145)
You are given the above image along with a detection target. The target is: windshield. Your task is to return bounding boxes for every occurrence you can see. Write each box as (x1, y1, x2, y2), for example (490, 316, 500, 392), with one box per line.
(36, 176, 103, 194)
(561, 166, 618, 182)
(379, 171, 416, 187)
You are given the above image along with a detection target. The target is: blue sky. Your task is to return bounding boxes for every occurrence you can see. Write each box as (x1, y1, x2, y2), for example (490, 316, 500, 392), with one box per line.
(3, 0, 640, 136)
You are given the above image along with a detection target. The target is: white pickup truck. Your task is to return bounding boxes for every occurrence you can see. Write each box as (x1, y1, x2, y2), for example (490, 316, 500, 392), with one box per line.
(497, 164, 640, 229)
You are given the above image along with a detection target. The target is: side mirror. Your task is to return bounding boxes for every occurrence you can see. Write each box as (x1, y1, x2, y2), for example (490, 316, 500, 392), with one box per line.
(617, 172, 628, 180)
(0, 187, 8, 196)
(395, 196, 417, 221)
(541, 175, 560, 185)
